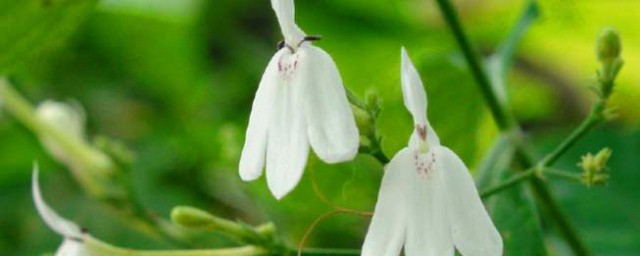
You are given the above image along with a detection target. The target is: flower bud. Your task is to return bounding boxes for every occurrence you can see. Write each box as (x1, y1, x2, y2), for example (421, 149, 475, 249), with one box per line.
(352, 105, 375, 140)
(35, 100, 121, 199)
(364, 89, 381, 115)
(36, 100, 86, 163)
(595, 28, 624, 96)
(593, 147, 612, 168)
(171, 206, 277, 246)
(171, 206, 217, 229)
(596, 28, 621, 64)
(578, 148, 612, 187)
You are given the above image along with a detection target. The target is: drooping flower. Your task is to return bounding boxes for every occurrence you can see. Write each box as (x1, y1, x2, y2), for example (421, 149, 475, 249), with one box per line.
(239, 0, 359, 199)
(361, 48, 502, 256)
(32, 165, 89, 256)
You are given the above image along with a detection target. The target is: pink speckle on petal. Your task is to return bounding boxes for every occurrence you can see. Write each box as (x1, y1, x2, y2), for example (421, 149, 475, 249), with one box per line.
(414, 150, 437, 178)
(278, 53, 300, 82)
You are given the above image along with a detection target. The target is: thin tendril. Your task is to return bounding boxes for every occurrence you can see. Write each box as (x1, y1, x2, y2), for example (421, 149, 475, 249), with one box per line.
(297, 210, 343, 256)
(297, 160, 373, 255)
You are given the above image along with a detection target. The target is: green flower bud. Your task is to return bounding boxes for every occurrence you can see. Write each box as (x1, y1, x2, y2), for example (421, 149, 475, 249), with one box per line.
(171, 206, 217, 229)
(595, 28, 624, 96)
(578, 148, 612, 187)
(352, 105, 375, 140)
(593, 147, 612, 168)
(364, 89, 381, 116)
(596, 28, 621, 63)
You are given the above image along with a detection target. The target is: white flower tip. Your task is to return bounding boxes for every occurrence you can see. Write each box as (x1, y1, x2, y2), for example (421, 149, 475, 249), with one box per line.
(267, 177, 296, 200)
(400, 47, 428, 126)
(238, 147, 265, 181)
(239, 167, 262, 182)
(32, 164, 83, 239)
(317, 145, 358, 164)
(270, 187, 288, 201)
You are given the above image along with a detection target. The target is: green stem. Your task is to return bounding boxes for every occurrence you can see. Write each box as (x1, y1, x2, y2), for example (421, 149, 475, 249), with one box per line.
(433, 1, 590, 255)
(516, 148, 591, 256)
(369, 143, 390, 164)
(481, 167, 582, 199)
(0, 78, 186, 246)
(481, 168, 536, 199)
(545, 168, 582, 182)
(298, 248, 360, 255)
(531, 178, 590, 256)
(85, 236, 266, 256)
(434, 0, 514, 130)
(538, 101, 605, 167)
(0, 79, 116, 196)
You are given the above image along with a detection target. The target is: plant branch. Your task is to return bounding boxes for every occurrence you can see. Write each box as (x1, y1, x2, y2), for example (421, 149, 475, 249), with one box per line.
(481, 168, 536, 199)
(298, 248, 360, 255)
(85, 236, 266, 256)
(538, 101, 606, 168)
(0, 78, 187, 246)
(434, 0, 514, 130)
(433, 1, 590, 255)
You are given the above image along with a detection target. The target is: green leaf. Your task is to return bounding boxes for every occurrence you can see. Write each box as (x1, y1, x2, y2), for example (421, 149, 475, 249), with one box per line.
(478, 137, 548, 256)
(0, 0, 97, 73)
(539, 130, 640, 254)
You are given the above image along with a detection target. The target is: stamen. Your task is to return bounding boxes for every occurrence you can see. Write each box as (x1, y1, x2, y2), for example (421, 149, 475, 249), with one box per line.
(298, 35, 322, 48)
(416, 125, 427, 141)
(277, 40, 285, 50)
(277, 35, 323, 54)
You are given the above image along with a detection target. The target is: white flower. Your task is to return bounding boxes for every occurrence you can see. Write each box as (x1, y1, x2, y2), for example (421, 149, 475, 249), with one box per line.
(239, 0, 359, 199)
(35, 100, 115, 187)
(36, 100, 86, 167)
(361, 48, 503, 256)
(32, 165, 89, 256)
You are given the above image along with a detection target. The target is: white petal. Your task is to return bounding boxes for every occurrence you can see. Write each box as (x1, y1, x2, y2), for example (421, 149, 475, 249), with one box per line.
(401, 47, 428, 126)
(56, 239, 88, 256)
(239, 50, 288, 181)
(404, 146, 454, 256)
(362, 148, 413, 256)
(265, 59, 309, 200)
(440, 147, 503, 256)
(297, 46, 358, 163)
(271, 0, 305, 45)
(32, 165, 83, 239)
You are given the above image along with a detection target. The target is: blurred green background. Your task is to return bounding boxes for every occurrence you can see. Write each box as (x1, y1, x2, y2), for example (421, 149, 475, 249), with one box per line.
(1, 0, 639, 255)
